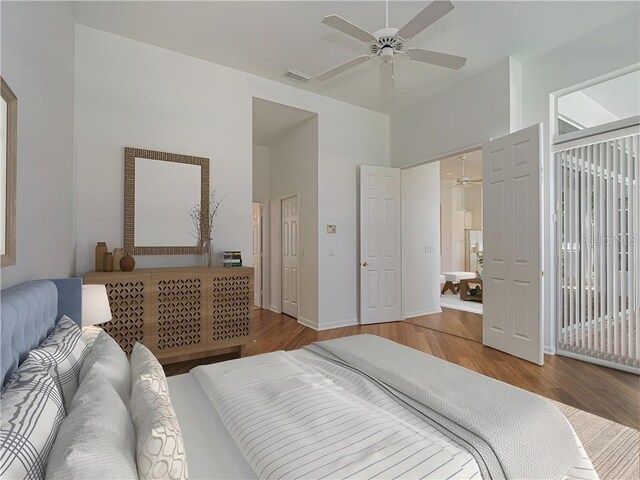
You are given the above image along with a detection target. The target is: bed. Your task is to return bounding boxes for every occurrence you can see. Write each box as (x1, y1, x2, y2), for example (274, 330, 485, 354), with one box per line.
(1, 279, 598, 480)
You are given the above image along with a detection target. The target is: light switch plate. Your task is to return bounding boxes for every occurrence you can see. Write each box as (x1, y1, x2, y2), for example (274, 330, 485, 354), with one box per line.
(327, 225, 336, 234)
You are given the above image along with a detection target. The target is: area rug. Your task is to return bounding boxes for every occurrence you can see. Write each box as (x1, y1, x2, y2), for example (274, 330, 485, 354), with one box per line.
(440, 292, 483, 314)
(555, 400, 639, 480)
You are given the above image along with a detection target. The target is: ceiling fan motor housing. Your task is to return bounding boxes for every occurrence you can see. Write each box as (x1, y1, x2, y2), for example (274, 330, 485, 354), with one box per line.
(370, 27, 404, 58)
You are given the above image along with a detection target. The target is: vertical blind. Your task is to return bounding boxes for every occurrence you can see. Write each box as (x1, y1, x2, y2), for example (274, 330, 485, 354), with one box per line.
(555, 129, 639, 372)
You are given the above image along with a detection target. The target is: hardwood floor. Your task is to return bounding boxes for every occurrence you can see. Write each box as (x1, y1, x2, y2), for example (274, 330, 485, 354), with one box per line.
(165, 308, 640, 429)
(405, 308, 482, 343)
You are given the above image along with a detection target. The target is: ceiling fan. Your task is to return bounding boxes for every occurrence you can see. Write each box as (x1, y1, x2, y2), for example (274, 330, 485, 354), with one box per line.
(453, 155, 482, 188)
(316, 0, 466, 81)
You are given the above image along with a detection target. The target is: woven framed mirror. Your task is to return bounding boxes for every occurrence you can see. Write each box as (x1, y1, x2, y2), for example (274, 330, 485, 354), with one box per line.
(123, 147, 210, 255)
(1, 77, 17, 267)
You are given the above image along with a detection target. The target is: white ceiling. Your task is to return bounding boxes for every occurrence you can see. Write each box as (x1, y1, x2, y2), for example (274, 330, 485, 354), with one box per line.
(253, 98, 316, 146)
(73, 1, 639, 115)
(440, 148, 482, 180)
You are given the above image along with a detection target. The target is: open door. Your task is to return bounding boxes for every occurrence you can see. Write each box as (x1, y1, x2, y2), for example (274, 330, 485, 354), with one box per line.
(482, 124, 543, 364)
(360, 166, 402, 324)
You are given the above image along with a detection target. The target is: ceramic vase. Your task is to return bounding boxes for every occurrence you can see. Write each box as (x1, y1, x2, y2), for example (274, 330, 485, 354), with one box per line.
(112, 248, 124, 271)
(120, 253, 135, 272)
(95, 242, 107, 271)
(103, 252, 114, 272)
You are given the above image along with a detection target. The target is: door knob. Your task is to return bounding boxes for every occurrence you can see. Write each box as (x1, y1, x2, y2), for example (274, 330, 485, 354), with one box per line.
(362, 261, 369, 267)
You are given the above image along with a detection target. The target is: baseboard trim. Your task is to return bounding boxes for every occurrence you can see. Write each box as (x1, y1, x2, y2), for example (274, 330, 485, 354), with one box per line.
(268, 305, 280, 314)
(297, 316, 318, 330)
(317, 318, 359, 331)
(403, 308, 442, 320)
(298, 317, 359, 331)
(544, 345, 557, 356)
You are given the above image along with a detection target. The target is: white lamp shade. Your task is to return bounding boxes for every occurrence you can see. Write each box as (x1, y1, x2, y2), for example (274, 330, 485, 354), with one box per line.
(82, 284, 112, 326)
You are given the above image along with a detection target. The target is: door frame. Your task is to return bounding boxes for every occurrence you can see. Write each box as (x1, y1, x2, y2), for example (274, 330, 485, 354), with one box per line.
(252, 202, 265, 308)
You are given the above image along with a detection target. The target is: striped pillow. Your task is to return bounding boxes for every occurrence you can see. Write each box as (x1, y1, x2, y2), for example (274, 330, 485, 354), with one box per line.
(0, 357, 65, 480)
(29, 316, 87, 412)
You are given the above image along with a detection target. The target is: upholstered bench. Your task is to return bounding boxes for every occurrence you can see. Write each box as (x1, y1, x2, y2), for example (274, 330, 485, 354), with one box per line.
(441, 271, 477, 295)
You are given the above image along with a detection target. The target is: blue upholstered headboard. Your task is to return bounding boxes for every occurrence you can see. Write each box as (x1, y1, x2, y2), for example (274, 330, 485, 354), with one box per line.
(0, 278, 82, 387)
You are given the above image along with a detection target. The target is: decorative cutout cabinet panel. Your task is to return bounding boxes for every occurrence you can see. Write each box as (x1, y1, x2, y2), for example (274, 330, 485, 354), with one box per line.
(84, 267, 254, 364)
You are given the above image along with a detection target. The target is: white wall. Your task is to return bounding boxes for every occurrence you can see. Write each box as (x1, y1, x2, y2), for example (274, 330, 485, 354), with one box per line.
(439, 179, 454, 273)
(391, 59, 511, 167)
(74, 26, 389, 327)
(402, 162, 441, 318)
(252, 145, 270, 204)
(268, 117, 318, 326)
(0, 1, 75, 289)
(520, 14, 640, 353)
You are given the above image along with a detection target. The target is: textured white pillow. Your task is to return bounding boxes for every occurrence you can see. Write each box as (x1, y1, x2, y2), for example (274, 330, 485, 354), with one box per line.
(46, 365, 137, 480)
(29, 315, 87, 412)
(130, 343, 188, 480)
(136, 399, 188, 480)
(0, 357, 65, 480)
(81, 325, 103, 349)
(130, 342, 169, 424)
(79, 330, 131, 405)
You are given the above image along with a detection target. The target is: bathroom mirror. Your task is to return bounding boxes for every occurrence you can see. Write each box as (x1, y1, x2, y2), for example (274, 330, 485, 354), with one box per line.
(1, 77, 17, 267)
(123, 147, 209, 255)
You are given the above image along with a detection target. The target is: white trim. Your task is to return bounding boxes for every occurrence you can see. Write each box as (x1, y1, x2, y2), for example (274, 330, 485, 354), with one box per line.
(297, 317, 359, 331)
(553, 116, 640, 146)
(399, 144, 483, 170)
(297, 316, 318, 330)
(544, 345, 556, 356)
(268, 305, 280, 314)
(319, 318, 359, 330)
(552, 123, 640, 152)
(551, 63, 639, 144)
(553, 63, 640, 99)
(403, 308, 442, 320)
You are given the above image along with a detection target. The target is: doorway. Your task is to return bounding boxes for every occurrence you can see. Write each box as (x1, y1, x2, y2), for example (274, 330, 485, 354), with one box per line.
(252, 97, 318, 323)
(281, 195, 299, 318)
(439, 150, 484, 320)
(399, 151, 483, 344)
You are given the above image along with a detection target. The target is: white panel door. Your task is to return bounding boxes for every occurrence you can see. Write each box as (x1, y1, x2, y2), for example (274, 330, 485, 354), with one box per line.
(281, 195, 299, 318)
(360, 166, 402, 324)
(482, 124, 543, 364)
(252, 203, 262, 308)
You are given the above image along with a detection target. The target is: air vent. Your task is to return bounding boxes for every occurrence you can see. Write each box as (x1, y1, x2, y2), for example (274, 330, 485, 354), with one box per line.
(283, 69, 311, 83)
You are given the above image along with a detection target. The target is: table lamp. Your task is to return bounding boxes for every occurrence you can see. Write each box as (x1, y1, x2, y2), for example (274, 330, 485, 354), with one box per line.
(82, 284, 112, 326)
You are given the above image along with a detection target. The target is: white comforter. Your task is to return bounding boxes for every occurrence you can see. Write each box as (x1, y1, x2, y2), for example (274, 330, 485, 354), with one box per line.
(191, 350, 597, 480)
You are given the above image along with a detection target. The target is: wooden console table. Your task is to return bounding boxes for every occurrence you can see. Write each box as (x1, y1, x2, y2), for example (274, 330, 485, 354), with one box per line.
(84, 267, 254, 364)
(460, 277, 483, 303)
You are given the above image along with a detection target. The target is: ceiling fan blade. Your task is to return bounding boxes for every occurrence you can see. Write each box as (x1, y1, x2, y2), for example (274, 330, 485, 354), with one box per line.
(397, 0, 455, 40)
(316, 55, 373, 81)
(322, 15, 377, 43)
(405, 48, 466, 69)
